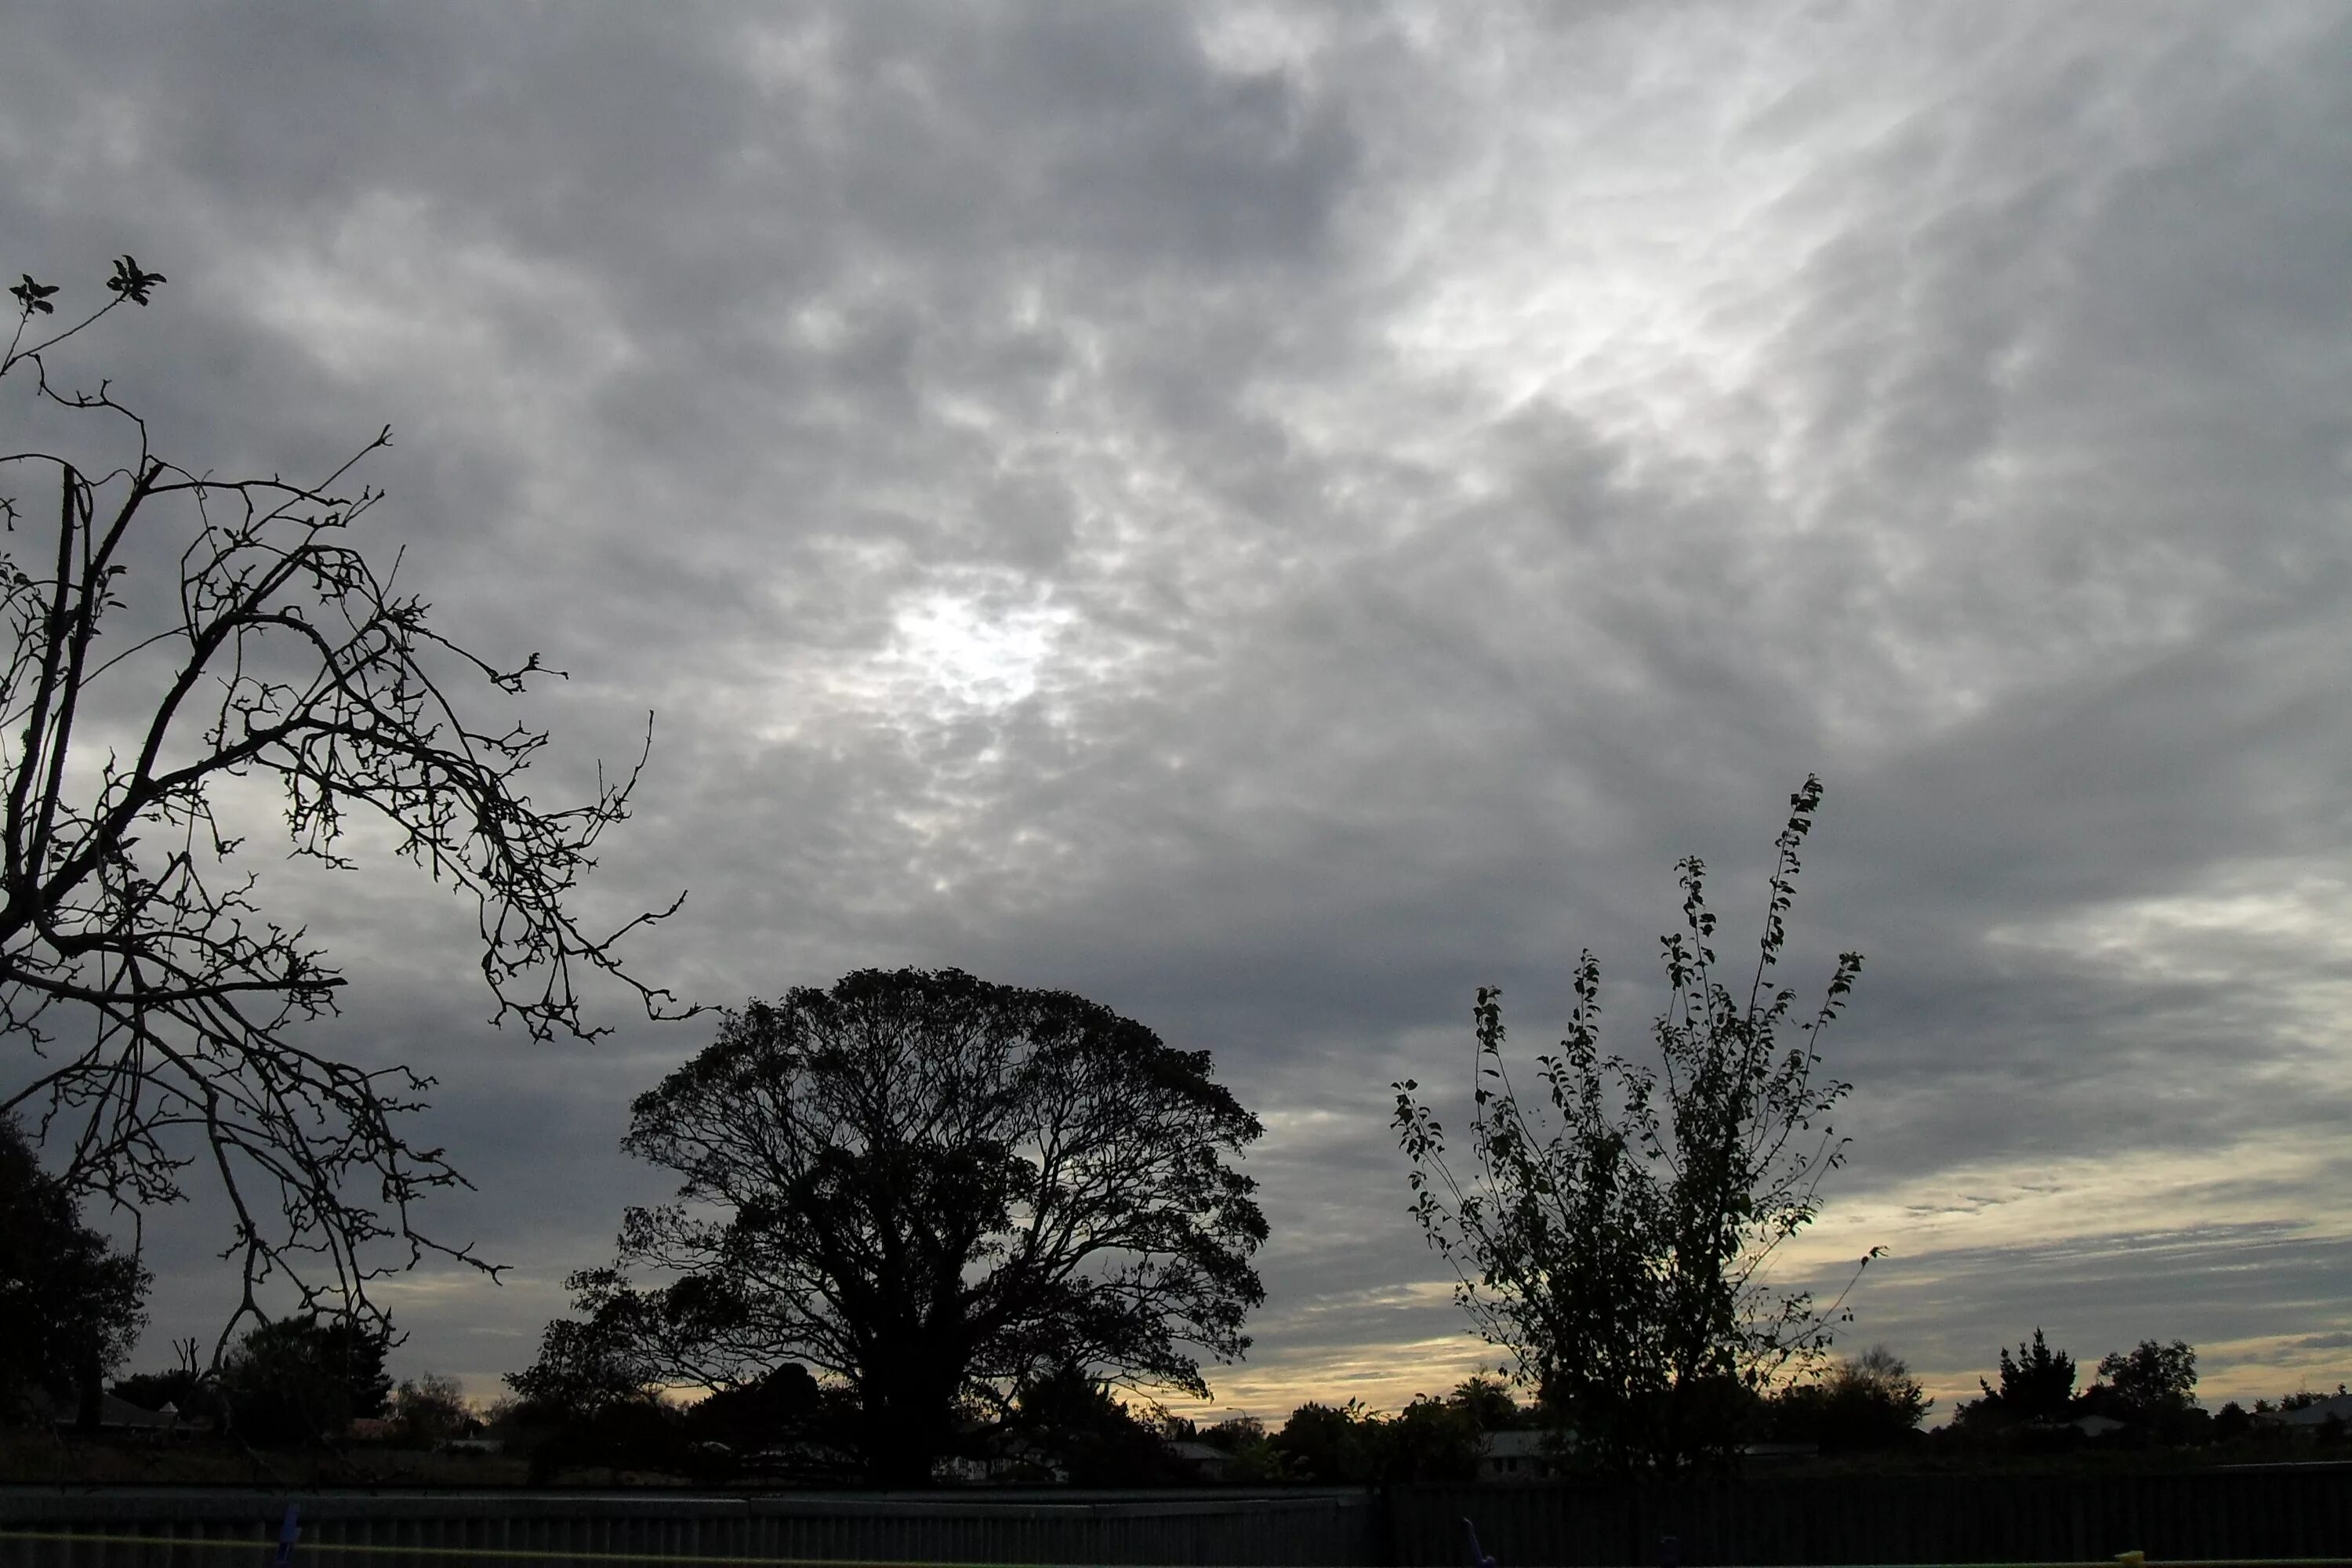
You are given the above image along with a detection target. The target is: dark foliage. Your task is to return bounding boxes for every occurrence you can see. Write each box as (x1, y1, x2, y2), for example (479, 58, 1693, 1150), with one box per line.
(111, 1367, 214, 1421)
(2083, 1340, 2198, 1423)
(2264, 1384, 2348, 1418)
(0, 259, 687, 1350)
(520, 1396, 690, 1484)
(111, 1334, 220, 1424)
(1190, 1412, 1287, 1480)
(1008, 1362, 1184, 1485)
(215, 1313, 390, 1446)
(1266, 1396, 1485, 1485)
(522, 967, 1266, 1485)
(1377, 1396, 1486, 1483)
(1945, 1332, 2221, 1450)
(1395, 777, 1871, 1474)
(1764, 1345, 1932, 1451)
(505, 1366, 840, 1485)
(1954, 1328, 2078, 1430)
(681, 1362, 824, 1454)
(1447, 1374, 1522, 1432)
(503, 1294, 669, 1418)
(1994, 1328, 2080, 1419)
(388, 1373, 473, 1447)
(1272, 1400, 1376, 1483)
(0, 1116, 147, 1423)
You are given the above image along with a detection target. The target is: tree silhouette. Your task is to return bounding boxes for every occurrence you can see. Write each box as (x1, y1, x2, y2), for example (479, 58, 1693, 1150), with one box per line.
(524, 967, 1265, 1485)
(1394, 777, 1873, 1474)
(2083, 1338, 2198, 1435)
(1993, 1327, 2078, 1421)
(0, 1114, 147, 1423)
(1, 258, 688, 1350)
(215, 1312, 390, 1446)
(1767, 1345, 1932, 1450)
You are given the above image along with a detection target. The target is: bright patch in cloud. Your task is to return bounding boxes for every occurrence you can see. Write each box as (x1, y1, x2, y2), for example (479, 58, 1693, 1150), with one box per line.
(884, 590, 1072, 714)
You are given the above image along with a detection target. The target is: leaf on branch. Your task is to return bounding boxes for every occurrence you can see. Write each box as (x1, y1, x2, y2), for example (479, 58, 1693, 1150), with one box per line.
(106, 256, 166, 305)
(12, 274, 58, 315)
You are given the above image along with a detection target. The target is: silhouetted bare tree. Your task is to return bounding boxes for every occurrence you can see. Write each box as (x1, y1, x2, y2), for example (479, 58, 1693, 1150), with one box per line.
(1, 259, 687, 1353)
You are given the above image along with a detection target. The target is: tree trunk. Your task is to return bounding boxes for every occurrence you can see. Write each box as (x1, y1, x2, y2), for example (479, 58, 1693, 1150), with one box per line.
(858, 1349, 967, 1486)
(74, 1350, 103, 1433)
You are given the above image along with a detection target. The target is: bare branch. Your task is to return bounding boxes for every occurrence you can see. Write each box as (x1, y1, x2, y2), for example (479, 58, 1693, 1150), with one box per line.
(1, 256, 692, 1352)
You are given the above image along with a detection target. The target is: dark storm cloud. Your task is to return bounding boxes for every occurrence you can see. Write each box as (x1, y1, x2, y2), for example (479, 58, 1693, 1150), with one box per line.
(5, 0, 2350, 1412)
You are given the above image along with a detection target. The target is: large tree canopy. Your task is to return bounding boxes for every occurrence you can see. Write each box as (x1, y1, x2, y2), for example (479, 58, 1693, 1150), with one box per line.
(528, 967, 1266, 1485)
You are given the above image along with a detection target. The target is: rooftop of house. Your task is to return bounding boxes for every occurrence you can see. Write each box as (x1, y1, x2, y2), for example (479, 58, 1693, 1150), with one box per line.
(2277, 1392, 2352, 1427)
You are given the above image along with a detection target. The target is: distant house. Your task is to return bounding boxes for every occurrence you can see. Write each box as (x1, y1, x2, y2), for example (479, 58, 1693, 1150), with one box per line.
(1739, 1440, 1819, 1462)
(26, 1388, 206, 1437)
(935, 1439, 1067, 1485)
(1166, 1439, 1238, 1483)
(2278, 1392, 2352, 1429)
(1478, 1429, 1554, 1482)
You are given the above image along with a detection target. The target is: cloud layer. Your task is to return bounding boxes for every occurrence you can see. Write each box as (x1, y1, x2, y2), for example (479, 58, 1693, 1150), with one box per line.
(5, 0, 2350, 1416)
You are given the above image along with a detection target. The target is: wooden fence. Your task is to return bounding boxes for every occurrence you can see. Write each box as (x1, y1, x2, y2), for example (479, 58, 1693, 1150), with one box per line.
(2, 1468, 2347, 1568)
(0, 1488, 1380, 1568)
(1392, 1465, 2352, 1565)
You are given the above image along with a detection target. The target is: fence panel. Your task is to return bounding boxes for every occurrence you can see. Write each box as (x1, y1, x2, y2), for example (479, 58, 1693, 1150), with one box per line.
(1396, 1465, 2352, 1566)
(5, 1471, 2350, 1568)
(0, 1488, 1381, 1568)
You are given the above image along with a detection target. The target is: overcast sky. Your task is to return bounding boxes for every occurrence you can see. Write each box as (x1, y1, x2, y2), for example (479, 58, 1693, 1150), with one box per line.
(5, 1, 2351, 1422)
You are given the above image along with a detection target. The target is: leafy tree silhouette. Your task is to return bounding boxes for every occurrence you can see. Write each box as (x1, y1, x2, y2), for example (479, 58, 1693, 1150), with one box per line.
(1394, 777, 1873, 1474)
(522, 968, 1265, 1486)
(1961, 1327, 2077, 1425)
(0, 1114, 147, 1424)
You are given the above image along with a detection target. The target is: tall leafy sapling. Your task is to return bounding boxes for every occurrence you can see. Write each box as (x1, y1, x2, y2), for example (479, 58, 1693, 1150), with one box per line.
(1395, 776, 1872, 1472)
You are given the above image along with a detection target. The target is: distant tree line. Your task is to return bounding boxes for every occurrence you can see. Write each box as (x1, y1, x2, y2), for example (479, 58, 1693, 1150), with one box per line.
(1934, 1326, 2349, 1453)
(10, 766, 2344, 1484)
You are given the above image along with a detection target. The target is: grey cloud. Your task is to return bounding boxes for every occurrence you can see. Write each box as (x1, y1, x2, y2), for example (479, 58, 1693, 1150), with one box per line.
(5, 0, 2351, 1407)
(1820, 1224, 2352, 1408)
